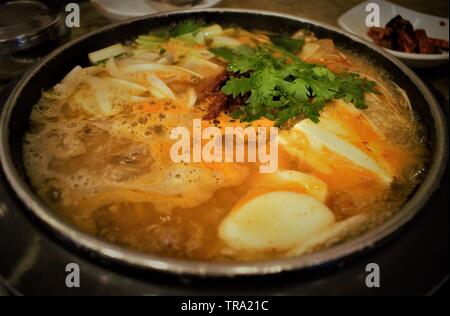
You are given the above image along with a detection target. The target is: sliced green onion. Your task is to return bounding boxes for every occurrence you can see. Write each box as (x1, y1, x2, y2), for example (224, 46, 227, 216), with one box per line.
(195, 24, 224, 45)
(88, 44, 128, 65)
(136, 35, 167, 48)
(138, 35, 166, 42)
(210, 36, 242, 48)
(176, 33, 197, 44)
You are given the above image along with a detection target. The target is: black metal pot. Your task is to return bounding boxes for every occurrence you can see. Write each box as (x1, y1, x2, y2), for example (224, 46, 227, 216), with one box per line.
(0, 9, 448, 277)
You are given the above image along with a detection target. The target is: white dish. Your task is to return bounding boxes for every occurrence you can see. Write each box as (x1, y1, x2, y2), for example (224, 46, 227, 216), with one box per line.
(338, 0, 449, 68)
(91, 0, 222, 22)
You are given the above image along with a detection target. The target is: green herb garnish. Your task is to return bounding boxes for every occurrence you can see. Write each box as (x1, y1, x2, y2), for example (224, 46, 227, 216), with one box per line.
(170, 20, 206, 37)
(270, 35, 305, 53)
(211, 44, 376, 126)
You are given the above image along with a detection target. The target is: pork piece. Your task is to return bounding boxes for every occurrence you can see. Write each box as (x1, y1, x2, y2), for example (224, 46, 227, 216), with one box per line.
(367, 15, 449, 54)
(198, 72, 230, 120)
(415, 29, 434, 54)
(396, 29, 418, 53)
(388, 16, 418, 52)
(202, 93, 229, 120)
(428, 37, 449, 51)
(227, 93, 249, 111)
(368, 16, 418, 53)
(197, 72, 229, 98)
(367, 27, 393, 49)
(386, 15, 415, 33)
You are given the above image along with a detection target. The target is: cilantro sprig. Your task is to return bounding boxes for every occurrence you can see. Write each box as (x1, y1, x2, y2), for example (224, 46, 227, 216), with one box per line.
(169, 20, 206, 37)
(269, 35, 305, 53)
(148, 20, 206, 39)
(211, 44, 376, 126)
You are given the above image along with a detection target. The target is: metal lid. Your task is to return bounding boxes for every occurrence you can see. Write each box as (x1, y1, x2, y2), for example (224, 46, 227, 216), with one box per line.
(0, 0, 68, 55)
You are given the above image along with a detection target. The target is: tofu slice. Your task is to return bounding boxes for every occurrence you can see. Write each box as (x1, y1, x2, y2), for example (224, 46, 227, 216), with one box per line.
(294, 120, 392, 184)
(257, 170, 328, 202)
(218, 191, 335, 252)
(287, 213, 368, 257)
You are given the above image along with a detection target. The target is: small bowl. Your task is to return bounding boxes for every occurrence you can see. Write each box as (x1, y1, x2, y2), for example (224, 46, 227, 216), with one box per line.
(91, 0, 222, 21)
(338, 0, 449, 69)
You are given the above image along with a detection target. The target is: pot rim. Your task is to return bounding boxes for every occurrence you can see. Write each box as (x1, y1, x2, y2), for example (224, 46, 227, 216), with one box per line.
(1, 8, 448, 277)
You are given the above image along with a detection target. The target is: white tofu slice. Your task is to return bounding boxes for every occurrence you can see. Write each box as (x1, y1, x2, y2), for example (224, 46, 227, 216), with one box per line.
(287, 213, 368, 257)
(258, 170, 328, 202)
(293, 120, 393, 184)
(218, 191, 335, 252)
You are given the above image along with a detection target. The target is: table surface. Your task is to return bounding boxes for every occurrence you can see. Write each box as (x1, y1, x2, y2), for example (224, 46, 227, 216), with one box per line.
(1, 0, 448, 99)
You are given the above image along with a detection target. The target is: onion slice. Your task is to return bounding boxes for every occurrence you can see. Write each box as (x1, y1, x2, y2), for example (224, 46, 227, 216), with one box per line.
(147, 73, 176, 100)
(105, 58, 124, 78)
(104, 77, 147, 94)
(210, 36, 242, 48)
(52, 66, 103, 99)
(180, 55, 220, 71)
(86, 76, 113, 115)
(121, 63, 204, 79)
(186, 88, 197, 108)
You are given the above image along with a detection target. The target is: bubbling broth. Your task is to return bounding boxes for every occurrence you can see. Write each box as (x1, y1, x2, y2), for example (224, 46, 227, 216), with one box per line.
(23, 22, 428, 261)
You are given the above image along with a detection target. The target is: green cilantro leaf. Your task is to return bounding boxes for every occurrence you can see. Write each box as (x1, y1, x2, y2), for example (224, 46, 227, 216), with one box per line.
(170, 20, 205, 37)
(270, 35, 305, 53)
(210, 38, 376, 126)
(336, 73, 377, 109)
(209, 47, 237, 62)
(222, 77, 252, 98)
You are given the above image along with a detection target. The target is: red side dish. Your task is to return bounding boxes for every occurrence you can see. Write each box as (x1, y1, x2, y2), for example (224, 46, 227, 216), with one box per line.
(368, 15, 449, 54)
